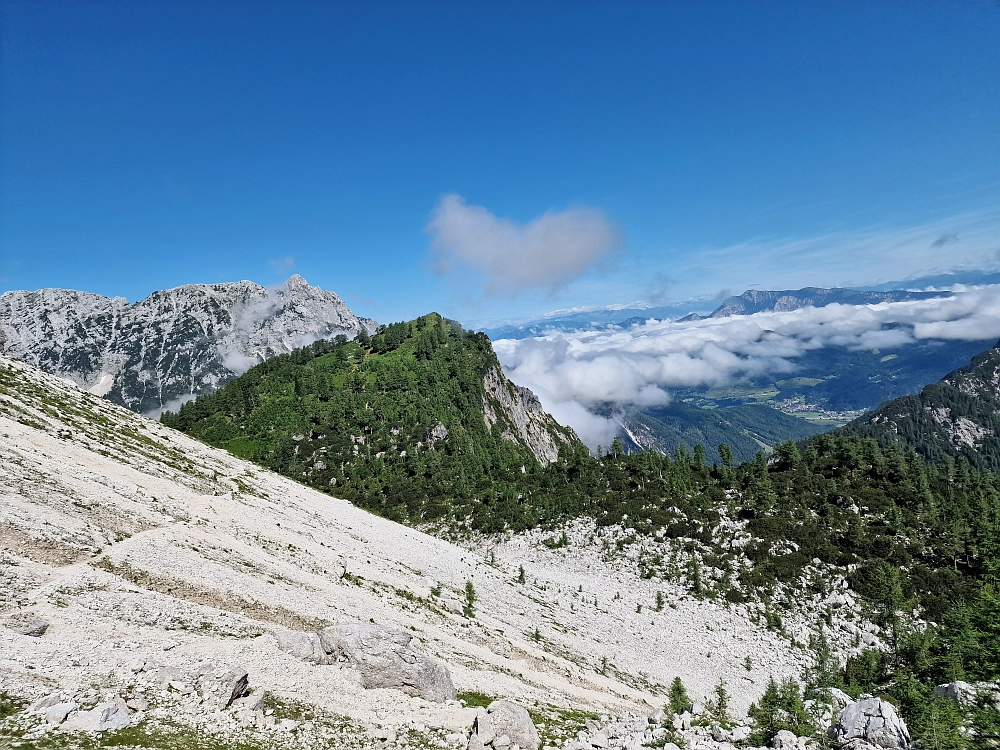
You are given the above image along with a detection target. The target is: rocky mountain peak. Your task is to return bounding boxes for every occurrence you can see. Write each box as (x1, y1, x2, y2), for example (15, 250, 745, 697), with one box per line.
(0, 276, 377, 414)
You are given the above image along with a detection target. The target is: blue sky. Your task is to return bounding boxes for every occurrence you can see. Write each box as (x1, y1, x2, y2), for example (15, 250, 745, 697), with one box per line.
(2, 1, 998, 326)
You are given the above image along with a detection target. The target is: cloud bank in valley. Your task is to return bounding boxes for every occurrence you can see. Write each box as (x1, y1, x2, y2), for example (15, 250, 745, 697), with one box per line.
(493, 286, 1000, 448)
(427, 194, 623, 294)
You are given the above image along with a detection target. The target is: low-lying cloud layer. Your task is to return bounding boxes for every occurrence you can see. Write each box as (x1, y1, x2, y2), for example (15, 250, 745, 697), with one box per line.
(427, 194, 623, 294)
(493, 286, 1000, 448)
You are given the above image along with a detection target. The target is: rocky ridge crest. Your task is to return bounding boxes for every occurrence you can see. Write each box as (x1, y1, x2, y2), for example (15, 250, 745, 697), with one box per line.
(0, 274, 376, 414)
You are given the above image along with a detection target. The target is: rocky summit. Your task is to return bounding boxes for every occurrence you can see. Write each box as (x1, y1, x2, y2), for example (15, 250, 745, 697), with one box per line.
(0, 274, 376, 415)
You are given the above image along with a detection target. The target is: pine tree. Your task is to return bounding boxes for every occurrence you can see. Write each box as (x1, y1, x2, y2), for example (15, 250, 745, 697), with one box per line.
(668, 676, 692, 715)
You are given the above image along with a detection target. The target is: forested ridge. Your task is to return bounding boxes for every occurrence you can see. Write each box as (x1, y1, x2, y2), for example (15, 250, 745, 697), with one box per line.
(839, 343, 1000, 471)
(164, 316, 1000, 747)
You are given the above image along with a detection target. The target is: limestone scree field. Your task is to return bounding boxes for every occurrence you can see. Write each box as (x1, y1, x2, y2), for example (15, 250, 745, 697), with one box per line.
(0, 354, 805, 748)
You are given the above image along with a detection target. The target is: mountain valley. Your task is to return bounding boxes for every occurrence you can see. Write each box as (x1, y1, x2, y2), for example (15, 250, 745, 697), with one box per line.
(2, 285, 1000, 750)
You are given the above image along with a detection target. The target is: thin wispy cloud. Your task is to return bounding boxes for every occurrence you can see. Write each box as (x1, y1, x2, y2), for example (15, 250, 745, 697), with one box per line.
(670, 211, 1000, 298)
(268, 256, 296, 274)
(494, 286, 1000, 449)
(426, 194, 623, 295)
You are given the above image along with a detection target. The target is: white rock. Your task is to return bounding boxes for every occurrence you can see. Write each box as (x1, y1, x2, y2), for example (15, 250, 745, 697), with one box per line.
(830, 698, 910, 749)
(317, 622, 456, 702)
(485, 701, 540, 750)
(771, 729, 799, 748)
(934, 681, 975, 702)
(44, 702, 77, 724)
(62, 697, 131, 732)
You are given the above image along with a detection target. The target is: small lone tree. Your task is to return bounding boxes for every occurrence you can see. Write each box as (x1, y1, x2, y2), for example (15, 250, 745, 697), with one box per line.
(656, 591, 665, 612)
(708, 680, 732, 728)
(517, 565, 526, 584)
(463, 580, 477, 618)
(668, 676, 692, 715)
(688, 558, 703, 596)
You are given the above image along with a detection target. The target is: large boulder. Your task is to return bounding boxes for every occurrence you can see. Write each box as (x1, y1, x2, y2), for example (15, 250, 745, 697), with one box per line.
(62, 697, 131, 732)
(316, 623, 456, 703)
(466, 700, 540, 750)
(771, 730, 799, 749)
(4, 614, 49, 637)
(273, 630, 330, 665)
(934, 681, 976, 702)
(830, 698, 910, 750)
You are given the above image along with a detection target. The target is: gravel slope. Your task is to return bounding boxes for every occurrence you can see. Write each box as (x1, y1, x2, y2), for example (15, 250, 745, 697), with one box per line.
(0, 354, 805, 745)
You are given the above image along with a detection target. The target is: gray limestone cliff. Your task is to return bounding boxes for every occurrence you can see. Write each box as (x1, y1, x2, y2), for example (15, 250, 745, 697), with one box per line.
(482, 366, 578, 466)
(0, 275, 376, 414)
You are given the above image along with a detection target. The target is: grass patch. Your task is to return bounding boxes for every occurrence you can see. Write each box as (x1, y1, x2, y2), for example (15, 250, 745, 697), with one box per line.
(457, 691, 493, 708)
(0, 693, 27, 720)
(528, 705, 601, 748)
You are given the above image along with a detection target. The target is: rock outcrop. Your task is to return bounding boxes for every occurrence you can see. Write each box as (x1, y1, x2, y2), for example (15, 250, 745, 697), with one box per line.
(62, 697, 132, 732)
(467, 700, 540, 750)
(0, 275, 377, 414)
(482, 366, 578, 466)
(4, 614, 49, 636)
(829, 698, 910, 750)
(276, 623, 456, 703)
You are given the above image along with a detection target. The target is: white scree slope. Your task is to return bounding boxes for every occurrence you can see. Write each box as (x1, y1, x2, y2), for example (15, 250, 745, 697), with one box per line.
(0, 354, 804, 737)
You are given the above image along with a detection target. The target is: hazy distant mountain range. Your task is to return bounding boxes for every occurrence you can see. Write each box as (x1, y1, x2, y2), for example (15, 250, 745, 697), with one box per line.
(0, 275, 376, 414)
(483, 283, 954, 340)
(676, 287, 944, 321)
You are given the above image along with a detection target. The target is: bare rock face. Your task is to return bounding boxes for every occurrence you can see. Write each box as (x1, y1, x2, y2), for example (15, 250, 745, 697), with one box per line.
(482, 366, 578, 467)
(62, 696, 132, 732)
(276, 623, 456, 702)
(4, 614, 49, 637)
(0, 275, 377, 415)
(273, 630, 330, 665)
(830, 698, 910, 750)
(466, 700, 540, 750)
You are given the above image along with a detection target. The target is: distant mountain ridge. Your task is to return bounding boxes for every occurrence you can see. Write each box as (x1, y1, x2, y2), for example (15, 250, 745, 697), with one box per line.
(0, 275, 376, 414)
(677, 287, 946, 322)
(838, 341, 1000, 470)
(486, 285, 952, 339)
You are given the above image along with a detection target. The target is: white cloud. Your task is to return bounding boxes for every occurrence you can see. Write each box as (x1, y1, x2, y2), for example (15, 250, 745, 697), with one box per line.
(143, 392, 197, 420)
(495, 286, 1000, 448)
(427, 194, 623, 294)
